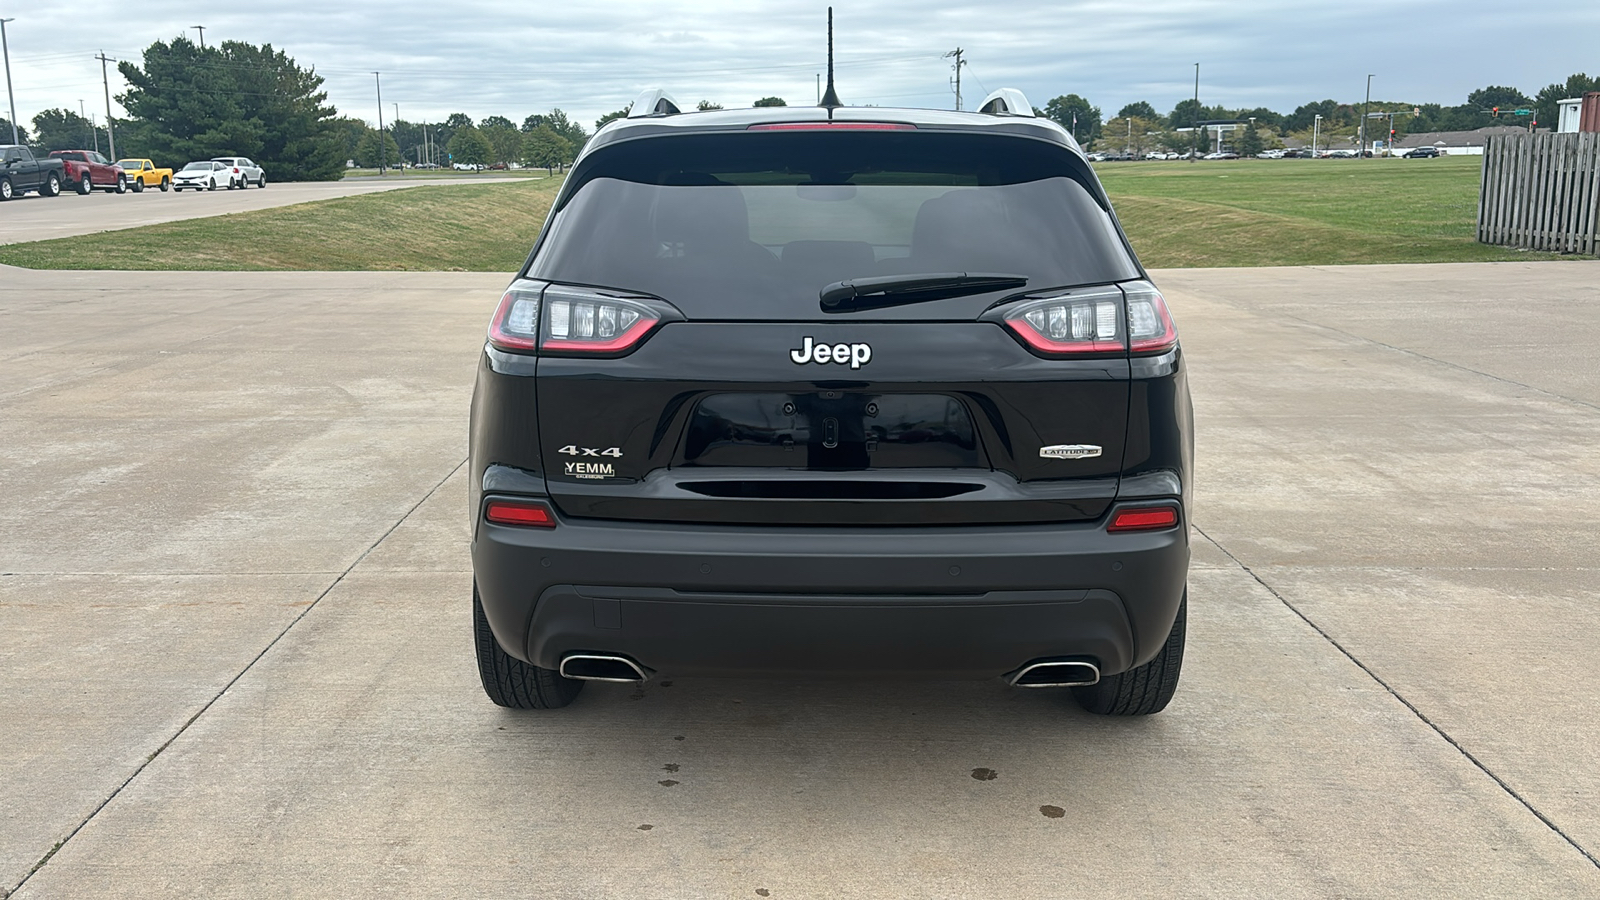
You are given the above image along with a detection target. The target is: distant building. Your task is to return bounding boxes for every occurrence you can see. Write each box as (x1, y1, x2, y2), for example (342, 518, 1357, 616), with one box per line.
(1393, 125, 1539, 156)
(1559, 99, 1583, 133)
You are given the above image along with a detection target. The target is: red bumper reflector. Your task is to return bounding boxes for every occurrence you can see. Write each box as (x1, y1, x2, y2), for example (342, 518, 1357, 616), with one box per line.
(1108, 506, 1179, 532)
(485, 500, 556, 527)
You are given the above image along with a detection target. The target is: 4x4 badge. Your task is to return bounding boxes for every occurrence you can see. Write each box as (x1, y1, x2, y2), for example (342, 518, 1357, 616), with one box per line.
(1040, 444, 1102, 459)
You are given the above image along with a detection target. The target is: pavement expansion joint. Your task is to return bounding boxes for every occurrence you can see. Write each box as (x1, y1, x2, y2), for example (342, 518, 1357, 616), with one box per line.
(1193, 524, 1600, 872)
(4, 456, 469, 898)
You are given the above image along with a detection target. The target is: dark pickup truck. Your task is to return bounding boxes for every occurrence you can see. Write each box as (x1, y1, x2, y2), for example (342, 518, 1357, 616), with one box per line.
(1, 145, 66, 200)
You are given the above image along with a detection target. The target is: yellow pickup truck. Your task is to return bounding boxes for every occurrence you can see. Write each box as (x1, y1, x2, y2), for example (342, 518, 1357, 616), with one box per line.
(115, 159, 173, 192)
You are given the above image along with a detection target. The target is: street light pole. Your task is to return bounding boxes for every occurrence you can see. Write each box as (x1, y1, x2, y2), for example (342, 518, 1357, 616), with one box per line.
(96, 50, 117, 160)
(191, 25, 205, 49)
(374, 72, 385, 175)
(1, 18, 18, 145)
(1191, 62, 1199, 163)
(1360, 73, 1373, 158)
(1313, 114, 1322, 157)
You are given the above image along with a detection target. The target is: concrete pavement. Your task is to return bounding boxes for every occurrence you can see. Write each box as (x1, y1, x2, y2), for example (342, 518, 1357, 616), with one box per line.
(0, 177, 527, 245)
(2, 261, 1598, 897)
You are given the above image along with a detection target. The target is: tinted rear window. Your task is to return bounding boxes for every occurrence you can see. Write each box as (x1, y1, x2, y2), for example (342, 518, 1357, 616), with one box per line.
(528, 132, 1138, 318)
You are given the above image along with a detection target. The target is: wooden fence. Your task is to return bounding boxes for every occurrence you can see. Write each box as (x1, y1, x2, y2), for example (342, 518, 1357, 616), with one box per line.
(1477, 132, 1600, 255)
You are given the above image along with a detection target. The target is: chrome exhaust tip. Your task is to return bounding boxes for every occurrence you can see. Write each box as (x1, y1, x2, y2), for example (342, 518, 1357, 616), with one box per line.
(1007, 659, 1100, 688)
(559, 653, 651, 683)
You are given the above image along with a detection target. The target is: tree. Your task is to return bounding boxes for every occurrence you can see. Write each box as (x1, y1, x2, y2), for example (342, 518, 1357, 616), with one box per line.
(754, 96, 787, 107)
(443, 113, 475, 130)
(30, 109, 98, 152)
(1100, 116, 1161, 157)
(354, 128, 401, 168)
(594, 106, 631, 130)
(1, 116, 28, 145)
(1040, 94, 1101, 145)
(1234, 121, 1264, 157)
(1467, 85, 1533, 113)
(542, 108, 588, 150)
(483, 123, 522, 165)
(1535, 73, 1600, 131)
(1117, 101, 1159, 123)
(480, 115, 515, 131)
(520, 124, 573, 173)
(447, 125, 493, 169)
(116, 37, 344, 180)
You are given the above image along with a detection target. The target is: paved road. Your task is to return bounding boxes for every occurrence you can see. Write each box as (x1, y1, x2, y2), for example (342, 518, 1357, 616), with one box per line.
(0, 176, 528, 245)
(2, 261, 1598, 897)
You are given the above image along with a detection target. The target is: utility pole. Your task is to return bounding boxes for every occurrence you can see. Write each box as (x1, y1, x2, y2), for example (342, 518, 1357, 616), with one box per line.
(816, 73, 820, 105)
(1191, 62, 1200, 163)
(1313, 113, 1322, 157)
(1, 18, 17, 145)
(374, 72, 385, 175)
(1360, 73, 1372, 158)
(96, 51, 117, 159)
(191, 25, 205, 48)
(944, 48, 965, 111)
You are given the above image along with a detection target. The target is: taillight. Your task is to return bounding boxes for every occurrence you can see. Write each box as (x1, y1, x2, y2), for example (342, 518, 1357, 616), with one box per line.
(487, 279, 678, 356)
(1108, 505, 1180, 532)
(997, 287, 1125, 356)
(232, 167, 240, 173)
(484, 499, 556, 527)
(1122, 281, 1178, 354)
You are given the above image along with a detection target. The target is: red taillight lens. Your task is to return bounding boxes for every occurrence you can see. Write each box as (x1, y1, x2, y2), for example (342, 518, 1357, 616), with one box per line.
(747, 122, 916, 131)
(484, 500, 556, 527)
(1123, 282, 1178, 354)
(487, 280, 674, 356)
(232, 167, 240, 173)
(997, 287, 1125, 356)
(1108, 506, 1180, 532)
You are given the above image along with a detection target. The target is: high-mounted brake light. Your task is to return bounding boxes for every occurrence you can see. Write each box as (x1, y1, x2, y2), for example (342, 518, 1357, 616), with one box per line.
(998, 287, 1125, 356)
(484, 499, 556, 527)
(1108, 506, 1180, 533)
(1122, 281, 1178, 354)
(487, 280, 677, 356)
(746, 122, 916, 132)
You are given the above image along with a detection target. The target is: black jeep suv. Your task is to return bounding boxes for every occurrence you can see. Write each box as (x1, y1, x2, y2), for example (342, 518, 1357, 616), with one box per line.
(469, 90, 1193, 715)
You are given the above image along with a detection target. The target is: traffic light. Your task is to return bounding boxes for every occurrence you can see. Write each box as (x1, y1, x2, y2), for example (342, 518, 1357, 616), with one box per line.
(1493, 107, 1499, 118)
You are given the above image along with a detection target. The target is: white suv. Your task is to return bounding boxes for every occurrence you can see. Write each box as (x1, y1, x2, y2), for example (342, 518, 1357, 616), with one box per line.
(211, 157, 266, 189)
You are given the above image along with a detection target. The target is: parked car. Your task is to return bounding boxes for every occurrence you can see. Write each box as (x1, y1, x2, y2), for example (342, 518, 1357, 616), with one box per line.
(1405, 147, 1440, 159)
(0, 144, 66, 200)
(470, 90, 1192, 716)
(48, 150, 127, 194)
(211, 156, 265, 189)
(172, 160, 230, 191)
(1325, 149, 1357, 158)
(1201, 151, 1239, 160)
(116, 158, 173, 191)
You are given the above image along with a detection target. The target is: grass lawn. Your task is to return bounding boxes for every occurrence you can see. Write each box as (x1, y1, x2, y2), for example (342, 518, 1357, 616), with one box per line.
(0, 155, 1581, 271)
(0, 178, 562, 272)
(1098, 155, 1568, 267)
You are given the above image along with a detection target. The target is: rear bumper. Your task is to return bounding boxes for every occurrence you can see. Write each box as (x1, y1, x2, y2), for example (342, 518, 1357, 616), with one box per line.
(472, 507, 1189, 680)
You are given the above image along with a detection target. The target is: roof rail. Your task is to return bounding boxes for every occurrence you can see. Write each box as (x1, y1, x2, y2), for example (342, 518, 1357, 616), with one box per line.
(627, 89, 682, 118)
(977, 88, 1036, 118)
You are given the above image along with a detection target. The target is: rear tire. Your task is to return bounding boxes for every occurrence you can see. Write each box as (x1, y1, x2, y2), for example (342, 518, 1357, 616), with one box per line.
(42, 172, 62, 197)
(474, 583, 583, 709)
(160, 177, 170, 192)
(1072, 591, 1186, 716)
(77, 174, 93, 195)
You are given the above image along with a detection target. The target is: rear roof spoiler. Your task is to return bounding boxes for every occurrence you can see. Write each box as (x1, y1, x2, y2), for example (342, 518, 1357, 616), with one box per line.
(627, 89, 683, 118)
(977, 88, 1036, 117)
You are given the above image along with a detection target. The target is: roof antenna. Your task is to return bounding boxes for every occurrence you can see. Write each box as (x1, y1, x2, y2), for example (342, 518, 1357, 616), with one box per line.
(819, 6, 842, 117)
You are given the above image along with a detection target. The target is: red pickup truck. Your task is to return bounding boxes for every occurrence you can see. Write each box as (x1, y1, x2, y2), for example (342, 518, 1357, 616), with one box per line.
(48, 150, 128, 194)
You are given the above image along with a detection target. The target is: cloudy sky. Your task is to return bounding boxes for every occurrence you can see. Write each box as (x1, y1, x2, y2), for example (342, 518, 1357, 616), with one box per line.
(4, 0, 1597, 133)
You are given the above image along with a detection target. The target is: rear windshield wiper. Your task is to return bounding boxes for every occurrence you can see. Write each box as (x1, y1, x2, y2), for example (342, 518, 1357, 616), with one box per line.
(820, 273, 1028, 313)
